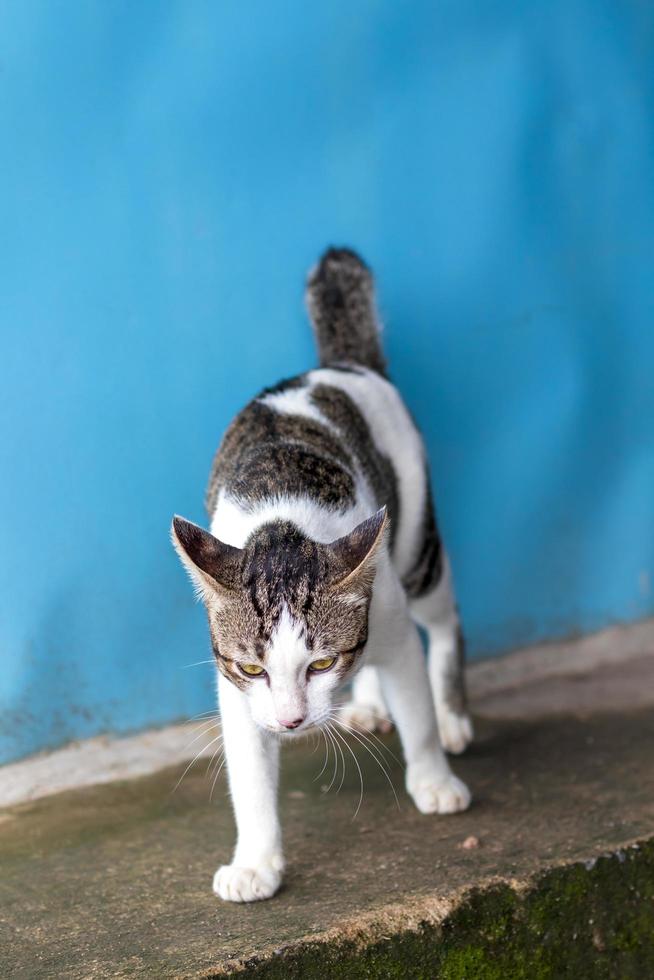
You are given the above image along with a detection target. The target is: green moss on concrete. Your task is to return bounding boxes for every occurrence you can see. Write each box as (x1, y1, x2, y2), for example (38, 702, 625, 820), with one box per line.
(231, 840, 654, 980)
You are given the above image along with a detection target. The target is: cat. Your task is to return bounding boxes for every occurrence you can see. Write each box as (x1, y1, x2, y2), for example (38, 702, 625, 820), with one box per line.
(172, 247, 473, 903)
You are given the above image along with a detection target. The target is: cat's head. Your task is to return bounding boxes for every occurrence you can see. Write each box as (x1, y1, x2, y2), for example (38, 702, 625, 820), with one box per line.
(171, 509, 387, 734)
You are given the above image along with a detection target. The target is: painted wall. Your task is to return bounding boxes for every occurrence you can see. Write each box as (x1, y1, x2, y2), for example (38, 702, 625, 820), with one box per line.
(1, 1, 653, 765)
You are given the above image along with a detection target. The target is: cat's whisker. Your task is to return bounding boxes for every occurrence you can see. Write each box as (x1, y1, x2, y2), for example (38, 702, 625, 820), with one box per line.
(184, 709, 220, 724)
(329, 723, 363, 817)
(315, 728, 331, 783)
(172, 733, 223, 794)
(181, 659, 217, 669)
(323, 725, 340, 795)
(209, 753, 227, 801)
(327, 724, 345, 795)
(337, 715, 403, 768)
(185, 715, 220, 731)
(184, 722, 221, 755)
(326, 715, 348, 786)
(205, 737, 226, 780)
(328, 718, 356, 798)
(358, 726, 403, 769)
(185, 719, 218, 731)
(336, 719, 401, 811)
(335, 716, 397, 769)
(211, 741, 226, 775)
(330, 701, 403, 769)
(329, 723, 365, 820)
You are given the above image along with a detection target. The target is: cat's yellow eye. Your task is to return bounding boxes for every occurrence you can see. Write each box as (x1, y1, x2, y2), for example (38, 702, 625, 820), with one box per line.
(239, 662, 265, 677)
(308, 656, 337, 673)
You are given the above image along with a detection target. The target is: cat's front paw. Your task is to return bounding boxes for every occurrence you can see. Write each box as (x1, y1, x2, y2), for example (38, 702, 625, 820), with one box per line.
(213, 857, 283, 903)
(437, 708, 474, 755)
(409, 773, 471, 815)
(338, 700, 393, 734)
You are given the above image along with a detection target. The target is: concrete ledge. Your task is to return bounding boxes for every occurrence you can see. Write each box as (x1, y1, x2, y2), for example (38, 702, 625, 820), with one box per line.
(1, 646, 654, 978)
(468, 617, 654, 700)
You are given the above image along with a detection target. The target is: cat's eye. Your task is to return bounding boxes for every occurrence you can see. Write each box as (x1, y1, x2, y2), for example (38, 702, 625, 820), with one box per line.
(239, 662, 266, 677)
(308, 656, 337, 673)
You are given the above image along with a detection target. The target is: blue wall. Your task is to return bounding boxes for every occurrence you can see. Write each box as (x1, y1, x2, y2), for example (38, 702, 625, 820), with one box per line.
(2, 1, 653, 764)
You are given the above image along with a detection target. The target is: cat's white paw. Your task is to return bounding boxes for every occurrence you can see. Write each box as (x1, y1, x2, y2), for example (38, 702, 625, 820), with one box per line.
(410, 773, 471, 815)
(437, 708, 474, 755)
(213, 859, 283, 903)
(338, 700, 393, 734)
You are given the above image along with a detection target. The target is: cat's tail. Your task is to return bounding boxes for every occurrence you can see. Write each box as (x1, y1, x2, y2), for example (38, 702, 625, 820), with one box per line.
(306, 247, 387, 376)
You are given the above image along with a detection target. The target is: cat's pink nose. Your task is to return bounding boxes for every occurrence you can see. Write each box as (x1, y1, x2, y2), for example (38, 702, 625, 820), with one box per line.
(279, 717, 304, 730)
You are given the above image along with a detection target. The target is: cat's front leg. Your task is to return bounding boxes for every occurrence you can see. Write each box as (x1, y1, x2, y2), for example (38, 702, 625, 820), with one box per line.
(213, 674, 284, 902)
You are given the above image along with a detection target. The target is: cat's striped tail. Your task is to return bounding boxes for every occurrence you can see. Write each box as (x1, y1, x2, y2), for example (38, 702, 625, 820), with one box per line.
(306, 247, 387, 377)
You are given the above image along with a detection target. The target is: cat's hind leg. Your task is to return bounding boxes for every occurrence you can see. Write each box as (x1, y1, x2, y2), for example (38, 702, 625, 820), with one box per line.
(410, 556, 473, 755)
(370, 567, 470, 815)
(338, 664, 393, 734)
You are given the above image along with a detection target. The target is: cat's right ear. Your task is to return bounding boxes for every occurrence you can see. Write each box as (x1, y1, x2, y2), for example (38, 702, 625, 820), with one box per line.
(171, 516, 242, 600)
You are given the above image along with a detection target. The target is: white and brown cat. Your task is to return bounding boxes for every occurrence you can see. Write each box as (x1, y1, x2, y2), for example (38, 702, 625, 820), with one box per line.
(172, 248, 473, 902)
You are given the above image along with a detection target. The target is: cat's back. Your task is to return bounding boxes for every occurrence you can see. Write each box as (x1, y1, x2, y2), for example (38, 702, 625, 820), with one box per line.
(207, 364, 427, 573)
(205, 371, 357, 518)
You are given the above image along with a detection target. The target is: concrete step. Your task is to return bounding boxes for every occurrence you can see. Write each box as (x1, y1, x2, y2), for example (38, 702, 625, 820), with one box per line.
(1, 645, 654, 978)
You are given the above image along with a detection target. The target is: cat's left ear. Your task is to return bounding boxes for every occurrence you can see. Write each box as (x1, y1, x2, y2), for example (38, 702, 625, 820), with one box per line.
(327, 507, 388, 592)
(171, 516, 242, 600)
